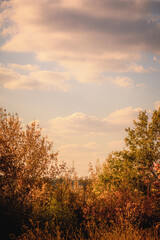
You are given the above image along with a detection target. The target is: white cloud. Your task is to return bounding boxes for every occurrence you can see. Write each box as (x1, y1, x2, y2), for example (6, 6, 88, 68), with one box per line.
(128, 63, 149, 73)
(48, 106, 142, 137)
(29, 71, 71, 92)
(154, 101, 160, 110)
(49, 112, 107, 136)
(46, 105, 141, 175)
(45, 106, 146, 175)
(1, 0, 159, 84)
(107, 76, 133, 88)
(105, 106, 142, 126)
(0, 65, 71, 91)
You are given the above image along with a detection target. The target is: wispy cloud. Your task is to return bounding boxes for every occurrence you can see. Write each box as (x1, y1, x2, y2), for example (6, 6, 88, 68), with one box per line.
(7, 63, 39, 72)
(106, 76, 134, 88)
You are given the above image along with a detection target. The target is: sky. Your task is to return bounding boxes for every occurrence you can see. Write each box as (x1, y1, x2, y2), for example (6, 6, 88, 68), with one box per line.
(0, 0, 160, 176)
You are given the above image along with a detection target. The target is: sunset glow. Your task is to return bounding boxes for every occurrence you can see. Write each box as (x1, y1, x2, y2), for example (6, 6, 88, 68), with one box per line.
(0, 0, 160, 175)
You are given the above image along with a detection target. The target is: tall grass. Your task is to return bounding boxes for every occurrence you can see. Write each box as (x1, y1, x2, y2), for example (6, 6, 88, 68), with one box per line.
(6, 176, 159, 240)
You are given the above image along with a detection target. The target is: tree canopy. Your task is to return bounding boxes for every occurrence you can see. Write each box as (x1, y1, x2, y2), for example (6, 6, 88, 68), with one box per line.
(0, 108, 67, 190)
(99, 108, 160, 194)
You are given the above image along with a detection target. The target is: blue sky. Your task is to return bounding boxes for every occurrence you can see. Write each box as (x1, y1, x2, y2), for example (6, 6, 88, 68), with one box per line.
(0, 0, 160, 176)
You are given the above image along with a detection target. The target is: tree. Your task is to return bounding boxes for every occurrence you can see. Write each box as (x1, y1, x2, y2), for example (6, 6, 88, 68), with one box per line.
(0, 108, 62, 184)
(0, 108, 65, 238)
(99, 108, 160, 194)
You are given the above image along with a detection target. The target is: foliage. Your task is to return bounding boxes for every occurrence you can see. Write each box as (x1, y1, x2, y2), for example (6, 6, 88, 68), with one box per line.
(0, 108, 63, 181)
(0, 107, 160, 239)
(0, 108, 66, 239)
(99, 109, 160, 195)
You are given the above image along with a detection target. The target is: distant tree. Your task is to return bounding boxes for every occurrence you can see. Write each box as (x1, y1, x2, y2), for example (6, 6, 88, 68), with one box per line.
(99, 108, 160, 194)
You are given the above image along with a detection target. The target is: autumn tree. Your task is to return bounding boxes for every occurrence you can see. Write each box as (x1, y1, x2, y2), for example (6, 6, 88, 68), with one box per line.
(0, 108, 65, 238)
(99, 108, 160, 194)
(1, 108, 63, 180)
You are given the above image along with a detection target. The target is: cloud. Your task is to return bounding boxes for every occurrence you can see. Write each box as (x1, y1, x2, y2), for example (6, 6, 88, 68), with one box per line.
(128, 63, 150, 73)
(49, 112, 107, 136)
(1, 0, 159, 84)
(154, 101, 160, 110)
(0, 65, 71, 91)
(107, 76, 133, 88)
(46, 105, 140, 175)
(153, 56, 160, 64)
(106, 106, 142, 125)
(48, 106, 142, 137)
(136, 83, 145, 88)
(45, 106, 145, 175)
(7, 63, 39, 72)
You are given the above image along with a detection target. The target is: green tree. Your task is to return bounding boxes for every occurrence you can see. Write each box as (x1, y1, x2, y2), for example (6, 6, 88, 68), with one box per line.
(99, 108, 160, 194)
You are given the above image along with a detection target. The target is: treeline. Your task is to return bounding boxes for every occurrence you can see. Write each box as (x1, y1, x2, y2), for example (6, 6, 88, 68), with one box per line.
(0, 107, 160, 239)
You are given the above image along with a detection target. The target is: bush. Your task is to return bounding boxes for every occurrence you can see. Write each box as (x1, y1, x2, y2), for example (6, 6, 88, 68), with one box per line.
(1, 107, 160, 239)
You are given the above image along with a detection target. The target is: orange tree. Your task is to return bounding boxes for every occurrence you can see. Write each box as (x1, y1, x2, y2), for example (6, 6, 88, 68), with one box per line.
(0, 108, 61, 181)
(0, 108, 64, 238)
